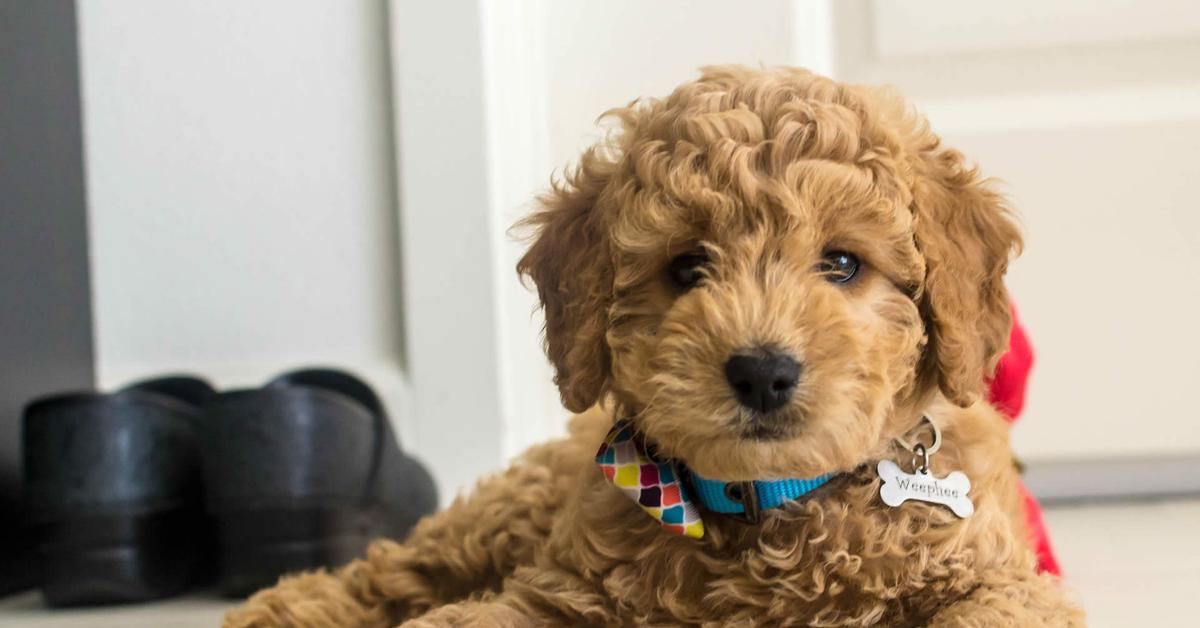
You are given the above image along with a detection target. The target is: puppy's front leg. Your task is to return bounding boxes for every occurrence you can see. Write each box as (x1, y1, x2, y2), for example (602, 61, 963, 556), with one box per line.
(224, 440, 580, 628)
(928, 570, 1084, 627)
(399, 596, 535, 628)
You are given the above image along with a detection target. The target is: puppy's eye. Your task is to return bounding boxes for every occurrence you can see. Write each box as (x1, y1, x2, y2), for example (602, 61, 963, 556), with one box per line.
(667, 250, 710, 290)
(817, 251, 860, 284)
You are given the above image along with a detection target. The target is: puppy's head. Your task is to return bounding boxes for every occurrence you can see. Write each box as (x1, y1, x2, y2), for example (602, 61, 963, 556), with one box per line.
(518, 67, 1020, 480)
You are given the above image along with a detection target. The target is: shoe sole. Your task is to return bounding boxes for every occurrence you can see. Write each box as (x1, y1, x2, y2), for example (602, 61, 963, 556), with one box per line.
(214, 507, 374, 596)
(37, 508, 210, 607)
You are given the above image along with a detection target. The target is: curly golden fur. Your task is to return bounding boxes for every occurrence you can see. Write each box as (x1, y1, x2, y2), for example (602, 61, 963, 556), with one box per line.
(226, 66, 1084, 627)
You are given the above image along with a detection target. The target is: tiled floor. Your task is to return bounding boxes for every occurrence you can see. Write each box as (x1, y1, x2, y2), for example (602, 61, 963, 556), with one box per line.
(2, 499, 1197, 627)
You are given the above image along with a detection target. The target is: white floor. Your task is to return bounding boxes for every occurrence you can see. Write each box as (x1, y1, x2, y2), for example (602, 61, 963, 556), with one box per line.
(0, 592, 232, 628)
(2, 499, 1197, 627)
(1041, 498, 1200, 627)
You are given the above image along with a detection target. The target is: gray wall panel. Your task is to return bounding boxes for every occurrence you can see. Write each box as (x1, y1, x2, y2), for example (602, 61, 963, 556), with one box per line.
(0, 0, 94, 496)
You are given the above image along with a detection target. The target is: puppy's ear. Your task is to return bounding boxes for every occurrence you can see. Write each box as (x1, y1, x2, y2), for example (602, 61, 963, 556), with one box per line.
(516, 152, 614, 412)
(912, 149, 1022, 407)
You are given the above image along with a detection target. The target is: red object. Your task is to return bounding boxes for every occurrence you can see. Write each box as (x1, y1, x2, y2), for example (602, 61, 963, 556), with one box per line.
(986, 305, 1062, 576)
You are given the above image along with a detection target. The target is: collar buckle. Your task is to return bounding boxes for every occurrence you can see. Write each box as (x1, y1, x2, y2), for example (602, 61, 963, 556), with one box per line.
(723, 481, 761, 523)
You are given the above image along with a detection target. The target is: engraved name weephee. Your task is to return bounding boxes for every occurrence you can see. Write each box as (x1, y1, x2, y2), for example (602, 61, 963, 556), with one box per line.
(877, 459, 975, 518)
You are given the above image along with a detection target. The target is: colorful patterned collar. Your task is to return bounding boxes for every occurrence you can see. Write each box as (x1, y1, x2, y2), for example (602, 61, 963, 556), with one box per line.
(595, 419, 835, 539)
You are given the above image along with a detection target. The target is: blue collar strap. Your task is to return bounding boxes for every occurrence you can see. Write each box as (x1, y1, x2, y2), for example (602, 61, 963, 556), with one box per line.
(688, 471, 835, 522)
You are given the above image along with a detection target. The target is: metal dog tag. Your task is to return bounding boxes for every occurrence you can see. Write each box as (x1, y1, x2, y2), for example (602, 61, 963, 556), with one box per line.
(877, 459, 974, 518)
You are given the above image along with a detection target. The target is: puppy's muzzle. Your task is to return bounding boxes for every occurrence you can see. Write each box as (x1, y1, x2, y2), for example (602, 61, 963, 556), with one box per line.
(724, 348, 801, 414)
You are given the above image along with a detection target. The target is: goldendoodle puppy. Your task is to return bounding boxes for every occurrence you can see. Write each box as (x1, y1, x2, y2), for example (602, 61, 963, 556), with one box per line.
(227, 66, 1084, 627)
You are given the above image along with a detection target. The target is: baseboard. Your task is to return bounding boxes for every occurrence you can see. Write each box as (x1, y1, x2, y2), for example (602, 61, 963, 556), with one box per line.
(1022, 454, 1200, 504)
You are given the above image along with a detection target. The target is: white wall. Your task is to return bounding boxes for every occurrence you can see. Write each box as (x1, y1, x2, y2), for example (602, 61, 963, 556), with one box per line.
(543, 0, 795, 169)
(829, 0, 1200, 461)
(78, 1, 1198, 503)
(77, 3, 416, 444)
(77, 0, 564, 501)
(388, 0, 512, 499)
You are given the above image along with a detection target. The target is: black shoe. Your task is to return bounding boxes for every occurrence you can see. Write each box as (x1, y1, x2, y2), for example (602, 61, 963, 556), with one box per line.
(201, 368, 437, 596)
(0, 491, 37, 597)
(22, 376, 217, 607)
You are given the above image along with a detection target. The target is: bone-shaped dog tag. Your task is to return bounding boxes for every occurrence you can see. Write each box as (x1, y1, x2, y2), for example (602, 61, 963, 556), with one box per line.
(877, 459, 974, 518)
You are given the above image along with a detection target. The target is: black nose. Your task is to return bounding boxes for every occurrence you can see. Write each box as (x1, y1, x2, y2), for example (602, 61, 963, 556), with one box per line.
(724, 350, 801, 413)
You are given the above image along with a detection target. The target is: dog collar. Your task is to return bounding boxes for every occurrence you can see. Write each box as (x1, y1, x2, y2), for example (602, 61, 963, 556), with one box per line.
(687, 471, 834, 521)
(595, 419, 835, 538)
